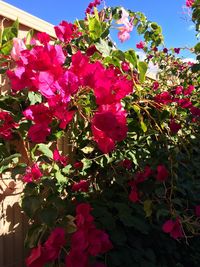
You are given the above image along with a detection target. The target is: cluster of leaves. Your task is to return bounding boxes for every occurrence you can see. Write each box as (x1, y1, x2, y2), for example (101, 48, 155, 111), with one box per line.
(0, 1, 200, 267)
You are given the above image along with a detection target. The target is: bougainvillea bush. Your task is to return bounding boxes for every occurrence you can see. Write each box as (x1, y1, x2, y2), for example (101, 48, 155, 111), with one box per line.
(0, 0, 200, 266)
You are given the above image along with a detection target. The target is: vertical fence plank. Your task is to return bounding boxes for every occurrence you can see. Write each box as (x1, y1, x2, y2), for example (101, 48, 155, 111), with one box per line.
(0, 176, 27, 267)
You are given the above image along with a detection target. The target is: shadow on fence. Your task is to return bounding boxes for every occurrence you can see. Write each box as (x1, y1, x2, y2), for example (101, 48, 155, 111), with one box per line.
(0, 179, 28, 267)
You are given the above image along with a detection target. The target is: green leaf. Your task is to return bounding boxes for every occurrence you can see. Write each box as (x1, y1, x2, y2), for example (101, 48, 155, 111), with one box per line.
(95, 39, 112, 57)
(55, 171, 67, 184)
(88, 16, 102, 40)
(130, 216, 150, 234)
(11, 163, 27, 178)
(0, 40, 13, 55)
(25, 224, 46, 248)
(0, 153, 21, 168)
(2, 19, 19, 45)
(39, 206, 58, 226)
(125, 50, 138, 68)
(143, 200, 152, 217)
(114, 203, 149, 233)
(25, 29, 34, 45)
(156, 208, 169, 220)
(133, 104, 141, 115)
(112, 50, 125, 61)
(37, 144, 53, 159)
(137, 24, 147, 34)
(28, 91, 42, 105)
(140, 120, 147, 133)
(138, 61, 148, 82)
(81, 144, 95, 154)
(62, 164, 72, 175)
(150, 22, 159, 30)
(76, 19, 86, 30)
(22, 196, 41, 218)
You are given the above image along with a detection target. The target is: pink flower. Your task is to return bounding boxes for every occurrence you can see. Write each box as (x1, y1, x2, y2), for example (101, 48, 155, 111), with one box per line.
(56, 70, 79, 99)
(154, 92, 172, 105)
(37, 71, 57, 98)
(28, 123, 51, 143)
(116, 8, 133, 43)
(44, 227, 66, 261)
(72, 180, 90, 192)
(129, 188, 139, 203)
(152, 81, 159, 91)
(184, 85, 195, 95)
(23, 163, 42, 183)
(121, 61, 130, 72)
(65, 250, 89, 267)
(175, 86, 183, 95)
(85, 0, 101, 14)
(67, 203, 112, 266)
(136, 41, 146, 49)
(71, 229, 89, 252)
(73, 161, 84, 169)
(177, 98, 193, 108)
(186, 0, 194, 7)
(156, 164, 169, 182)
(92, 103, 128, 153)
(11, 37, 26, 61)
(116, 7, 130, 26)
(195, 205, 200, 217)
(169, 119, 181, 134)
(174, 48, 180, 54)
(7, 44, 65, 93)
(26, 244, 47, 267)
(76, 203, 94, 228)
(26, 228, 66, 267)
(121, 159, 132, 169)
(93, 67, 133, 105)
(53, 149, 69, 166)
(88, 228, 113, 256)
(54, 21, 81, 43)
(86, 45, 98, 56)
(118, 28, 131, 43)
(162, 218, 184, 239)
(23, 104, 52, 124)
(48, 95, 75, 129)
(37, 32, 50, 44)
(135, 165, 153, 183)
(0, 111, 17, 140)
(128, 165, 153, 202)
(7, 66, 31, 92)
(190, 106, 200, 117)
(163, 48, 168, 53)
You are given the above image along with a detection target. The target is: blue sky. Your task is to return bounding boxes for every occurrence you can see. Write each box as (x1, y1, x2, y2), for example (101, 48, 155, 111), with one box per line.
(3, 0, 197, 59)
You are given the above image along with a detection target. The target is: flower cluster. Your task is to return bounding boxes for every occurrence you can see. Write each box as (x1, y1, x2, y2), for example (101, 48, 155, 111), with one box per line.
(26, 228, 66, 267)
(54, 21, 81, 43)
(7, 34, 133, 152)
(154, 84, 200, 119)
(186, 0, 194, 7)
(23, 163, 42, 183)
(85, 0, 102, 15)
(116, 8, 133, 42)
(66, 203, 113, 267)
(0, 111, 18, 140)
(162, 218, 183, 239)
(129, 164, 169, 203)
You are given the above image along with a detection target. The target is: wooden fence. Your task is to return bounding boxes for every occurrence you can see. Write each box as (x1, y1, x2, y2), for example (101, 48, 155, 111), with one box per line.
(0, 176, 28, 267)
(0, 2, 56, 266)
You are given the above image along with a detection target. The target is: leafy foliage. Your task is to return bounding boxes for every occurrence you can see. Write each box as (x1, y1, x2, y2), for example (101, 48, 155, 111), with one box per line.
(0, 1, 200, 267)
